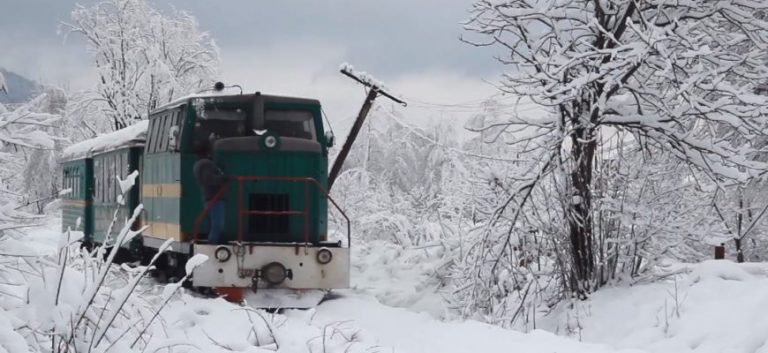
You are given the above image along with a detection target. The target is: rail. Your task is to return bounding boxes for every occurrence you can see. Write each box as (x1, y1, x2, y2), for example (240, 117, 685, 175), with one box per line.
(192, 176, 351, 248)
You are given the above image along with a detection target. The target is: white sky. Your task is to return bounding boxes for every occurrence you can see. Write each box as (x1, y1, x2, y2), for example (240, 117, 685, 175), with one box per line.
(1, 0, 509, 130)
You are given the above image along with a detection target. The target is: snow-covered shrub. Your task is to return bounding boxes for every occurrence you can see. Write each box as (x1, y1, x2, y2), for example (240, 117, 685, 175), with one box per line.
(332, 108, 470, 248)
(0, 172, 209, 352)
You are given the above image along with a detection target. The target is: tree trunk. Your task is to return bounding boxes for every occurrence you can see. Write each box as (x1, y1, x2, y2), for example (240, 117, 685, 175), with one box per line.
(568, 125, 597, 297)
(735, 238, 745, 263)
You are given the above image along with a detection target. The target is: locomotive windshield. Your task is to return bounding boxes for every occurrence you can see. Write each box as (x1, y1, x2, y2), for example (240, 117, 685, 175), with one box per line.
(191, 102, 318, 152)
(264, 110, 316, 140)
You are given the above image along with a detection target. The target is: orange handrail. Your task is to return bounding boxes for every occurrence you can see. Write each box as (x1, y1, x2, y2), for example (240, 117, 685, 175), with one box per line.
(191, 176, 351, 247)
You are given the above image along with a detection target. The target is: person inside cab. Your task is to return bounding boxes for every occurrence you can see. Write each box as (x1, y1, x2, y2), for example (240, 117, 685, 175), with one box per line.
(193, 140, 229, 244)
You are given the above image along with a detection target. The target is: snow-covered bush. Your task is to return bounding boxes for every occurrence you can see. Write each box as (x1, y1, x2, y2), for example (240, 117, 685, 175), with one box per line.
(332, 108, 470, 248)
(0, 172, 210, 352)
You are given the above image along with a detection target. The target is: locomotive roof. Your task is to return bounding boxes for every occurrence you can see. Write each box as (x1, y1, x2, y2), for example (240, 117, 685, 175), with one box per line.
(152, 91, 320, 114)
(62, 120, 148, 161)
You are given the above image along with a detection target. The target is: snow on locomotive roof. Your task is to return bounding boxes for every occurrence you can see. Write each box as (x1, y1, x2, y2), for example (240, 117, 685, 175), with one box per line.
(153, 91, 227, 112)
(62, 120, 149, 161)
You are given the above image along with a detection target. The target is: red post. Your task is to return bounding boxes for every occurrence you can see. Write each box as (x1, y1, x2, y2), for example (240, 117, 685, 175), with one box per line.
(237, 178, 244, 242)
(714, 244, 725, 260)
(304, 181, 310, 244)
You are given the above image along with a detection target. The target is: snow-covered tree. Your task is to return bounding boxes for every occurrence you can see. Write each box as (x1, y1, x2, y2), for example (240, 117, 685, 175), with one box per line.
(463, 0, 768, 297)
(0, 70, 7, 95)
(17, 88, 69, 213)
(0, 85, 59, 230)
(63, 0, 220, 130)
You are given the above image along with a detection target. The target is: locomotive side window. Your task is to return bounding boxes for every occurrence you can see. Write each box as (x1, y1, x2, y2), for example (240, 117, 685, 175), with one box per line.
(147, 111, 181, 154)
(264, 110, 316, 140)
(193, 106, 246, 150)
(147, 118, 158, 154)
(168, 111, 181, 151)
(154, 114, 165, 152)
(159, 113, 172, 152)
(150, 115, 162, 153)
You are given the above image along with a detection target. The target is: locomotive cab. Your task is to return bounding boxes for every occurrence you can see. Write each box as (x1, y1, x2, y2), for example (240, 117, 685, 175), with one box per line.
(172, 92, 350, 294)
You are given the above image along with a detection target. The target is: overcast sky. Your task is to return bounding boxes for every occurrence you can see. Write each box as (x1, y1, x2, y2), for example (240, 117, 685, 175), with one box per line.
(1, 0, 507, 126)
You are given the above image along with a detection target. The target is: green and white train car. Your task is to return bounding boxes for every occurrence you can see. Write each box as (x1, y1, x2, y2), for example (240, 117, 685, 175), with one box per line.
(61, 121, 146, 252)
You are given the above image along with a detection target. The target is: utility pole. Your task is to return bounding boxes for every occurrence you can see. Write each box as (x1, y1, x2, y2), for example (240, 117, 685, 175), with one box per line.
(327, 67, 406, 190)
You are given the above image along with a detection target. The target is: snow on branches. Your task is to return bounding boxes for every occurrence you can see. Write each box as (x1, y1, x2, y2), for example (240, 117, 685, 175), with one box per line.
(465, 0, 768, 180)
(63, 0, 220, 130)
(460, 0, 768, 302)
(0, 96, 58, 158)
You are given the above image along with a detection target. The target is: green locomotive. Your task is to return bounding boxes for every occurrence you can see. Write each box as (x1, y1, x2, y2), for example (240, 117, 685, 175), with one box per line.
(61, 89, 351, 302)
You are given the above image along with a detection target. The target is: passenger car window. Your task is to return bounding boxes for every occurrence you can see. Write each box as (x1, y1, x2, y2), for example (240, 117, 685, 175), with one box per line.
(93, 162, 100, 202)
(71, 168, 78, 198)
(121, 152, 127, 178)
(108, 155, 115, 203)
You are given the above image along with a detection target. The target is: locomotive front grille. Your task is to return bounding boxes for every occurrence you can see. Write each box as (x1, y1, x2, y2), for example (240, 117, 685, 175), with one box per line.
(248, 193, 290, 240)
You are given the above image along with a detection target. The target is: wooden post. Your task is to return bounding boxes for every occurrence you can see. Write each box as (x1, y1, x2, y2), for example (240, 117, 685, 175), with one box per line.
(327, 67, 407, 191)
(328, 88, 378, 190)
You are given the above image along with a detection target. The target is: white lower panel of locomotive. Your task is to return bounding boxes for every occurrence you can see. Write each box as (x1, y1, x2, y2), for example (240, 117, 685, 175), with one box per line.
(191, 243, 350, 289)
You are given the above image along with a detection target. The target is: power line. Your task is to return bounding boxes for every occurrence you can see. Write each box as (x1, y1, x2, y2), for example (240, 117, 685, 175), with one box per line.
(381, 109, 525, 163)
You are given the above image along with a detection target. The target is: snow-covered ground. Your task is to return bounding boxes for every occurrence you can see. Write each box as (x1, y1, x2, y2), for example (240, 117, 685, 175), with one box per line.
(536, 260, 768, 353)
(4, 219, 768, 353)
(350, 240, 768, 353)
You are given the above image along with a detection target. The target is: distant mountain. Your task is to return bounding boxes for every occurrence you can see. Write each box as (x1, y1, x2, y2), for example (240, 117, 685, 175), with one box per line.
(0, 68, 40, 105)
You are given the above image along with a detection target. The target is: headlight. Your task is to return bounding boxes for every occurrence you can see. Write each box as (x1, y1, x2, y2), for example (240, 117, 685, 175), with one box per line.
(261, 262, 288, 285)
(214, 246, 231, 262)
(316, 248, 333, 264)
(264, 135, 278, 148)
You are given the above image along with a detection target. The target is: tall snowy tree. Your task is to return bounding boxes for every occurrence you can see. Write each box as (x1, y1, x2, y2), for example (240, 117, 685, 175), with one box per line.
(0, 83, 58, 230)
(464, 0, 768, 296)
(19, 88, 69, 213)
(64, 0, 220, 130)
